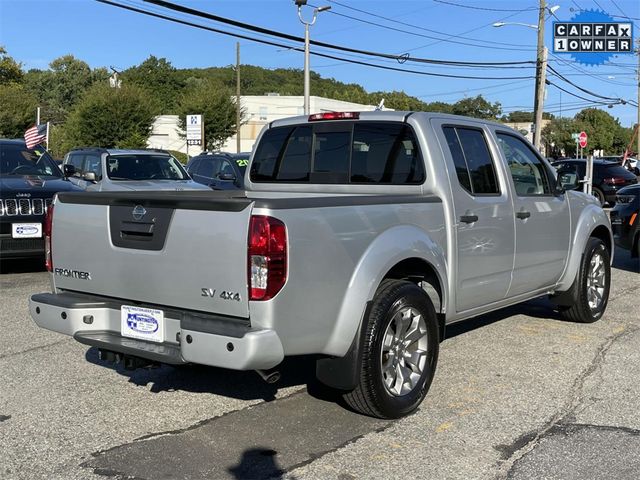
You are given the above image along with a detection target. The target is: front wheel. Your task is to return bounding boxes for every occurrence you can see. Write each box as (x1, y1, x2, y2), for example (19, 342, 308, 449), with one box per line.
(343, 280, 439, 419)
(559, 237, 611, 323)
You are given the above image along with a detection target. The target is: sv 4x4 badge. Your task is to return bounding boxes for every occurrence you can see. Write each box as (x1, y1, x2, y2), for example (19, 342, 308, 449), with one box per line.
(201, 288, 241, 301)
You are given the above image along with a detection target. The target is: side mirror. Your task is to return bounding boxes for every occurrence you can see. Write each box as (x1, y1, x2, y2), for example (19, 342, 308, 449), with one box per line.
(218, 172, 236, 181)
(63, 164, 76, 177)
(83, 171, 97, 182)
(556, 167, 579, 192)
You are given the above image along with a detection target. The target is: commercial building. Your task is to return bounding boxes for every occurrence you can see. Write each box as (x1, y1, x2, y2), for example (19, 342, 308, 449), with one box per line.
(147, 95, 389, 156)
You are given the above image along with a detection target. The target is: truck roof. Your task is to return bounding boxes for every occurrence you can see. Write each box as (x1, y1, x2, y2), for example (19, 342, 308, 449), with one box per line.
(269, 110, 516, 133)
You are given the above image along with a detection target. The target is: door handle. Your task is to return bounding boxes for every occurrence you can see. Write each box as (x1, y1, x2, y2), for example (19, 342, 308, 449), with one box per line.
(516, 210, 531, 220)
(460, 214, 478, 224)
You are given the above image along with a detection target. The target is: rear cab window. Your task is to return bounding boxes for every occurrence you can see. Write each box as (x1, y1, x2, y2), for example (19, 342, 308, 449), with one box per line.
(441, 126, 500, 195)
(250, 121, 425, 185)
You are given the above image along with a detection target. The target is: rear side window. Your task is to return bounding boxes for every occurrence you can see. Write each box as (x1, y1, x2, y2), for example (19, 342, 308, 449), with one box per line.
(250, 122, 425, 184)
(442, 126, 500, 195)
(601, 163, 637, 180)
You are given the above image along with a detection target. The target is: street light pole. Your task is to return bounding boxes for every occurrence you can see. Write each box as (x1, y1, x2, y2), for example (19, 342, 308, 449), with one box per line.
(295, 1, 331, 115)
(532, 0, 547, 151)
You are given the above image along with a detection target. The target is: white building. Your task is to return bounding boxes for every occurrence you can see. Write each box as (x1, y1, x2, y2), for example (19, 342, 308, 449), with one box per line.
(147, 95, 390, 156)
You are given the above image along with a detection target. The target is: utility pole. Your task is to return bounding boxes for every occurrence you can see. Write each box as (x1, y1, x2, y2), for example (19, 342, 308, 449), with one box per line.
(236, 42, 241, 154)
(532, 0, 547, 151)
(636, 38, 639, 157)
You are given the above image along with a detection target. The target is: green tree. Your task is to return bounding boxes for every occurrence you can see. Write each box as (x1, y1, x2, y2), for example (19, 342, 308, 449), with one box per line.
(451, 95, 502, 120)
(0, 84, 37, 137)
(542, 117, 579, 157)
(424, 101, 453, 114)
(0, 46, 23, 85)
(574, 108, 623, 154)
(24, 55, 106, 123)
(176, 80, 239, 151)
(63, 83, 155, 149)
(502, 111, 555, 122)
(122, 55, 185, 113)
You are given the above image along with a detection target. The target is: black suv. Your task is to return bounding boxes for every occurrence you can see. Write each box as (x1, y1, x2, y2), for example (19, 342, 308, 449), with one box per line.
(610, 184, 640, 257)
(551, 159, 638, 206)
(0, 139, 82, 259)
(185, 152, 249, 190)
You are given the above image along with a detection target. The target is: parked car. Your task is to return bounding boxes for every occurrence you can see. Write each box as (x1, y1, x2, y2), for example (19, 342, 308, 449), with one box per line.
(30, 111, 612, 419)
(186, 152, 250, 190)
(610, 183, 639, 258)
(62, 148, 209, 191)
(551, 159, 638, 206)
(0, 139, 82, 259)
(595, 156, 639, 175)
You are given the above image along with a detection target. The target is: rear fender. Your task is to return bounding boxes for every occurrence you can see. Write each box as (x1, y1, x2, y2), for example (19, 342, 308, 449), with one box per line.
(316, 225, 446, 389)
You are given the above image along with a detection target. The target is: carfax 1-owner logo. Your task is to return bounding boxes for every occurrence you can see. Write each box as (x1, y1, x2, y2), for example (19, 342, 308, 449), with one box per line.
(553, 9, 633, 66)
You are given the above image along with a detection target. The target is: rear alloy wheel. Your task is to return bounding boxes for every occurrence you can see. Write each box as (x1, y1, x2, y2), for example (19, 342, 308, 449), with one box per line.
(343, 279, 439, 419)
(560, 237, 611, 323)
(592, 187, 605, 206)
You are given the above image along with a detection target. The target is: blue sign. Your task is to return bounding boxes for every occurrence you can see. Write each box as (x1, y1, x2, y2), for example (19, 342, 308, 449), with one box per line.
(553, 9, 633, 66)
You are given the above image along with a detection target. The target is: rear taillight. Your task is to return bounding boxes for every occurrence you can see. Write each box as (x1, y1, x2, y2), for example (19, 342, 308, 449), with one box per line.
(604, 177, 628, 185)
(44, 204, 54, 272)
(248, 215, 287, 301)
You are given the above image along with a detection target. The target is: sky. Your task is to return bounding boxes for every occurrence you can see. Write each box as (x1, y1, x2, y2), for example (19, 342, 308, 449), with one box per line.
(1, 0, 638, 126)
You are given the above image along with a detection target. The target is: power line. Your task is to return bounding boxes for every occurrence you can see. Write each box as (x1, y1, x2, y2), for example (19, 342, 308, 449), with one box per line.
(547, 65, 624, 101)
(322, 0, 535, 50)
(141, 0, 537, 67)
(432, 0, 538, 13)
(546, 79, 616, 104)
(95, 0, 536, 80)
(315, 6, 534, 52)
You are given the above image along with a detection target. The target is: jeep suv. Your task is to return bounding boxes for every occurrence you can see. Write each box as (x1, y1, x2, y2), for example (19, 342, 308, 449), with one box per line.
(0, 139, 82, 259)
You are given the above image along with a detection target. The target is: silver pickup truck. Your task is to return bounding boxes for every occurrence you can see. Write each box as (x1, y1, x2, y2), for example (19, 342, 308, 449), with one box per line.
(30, 111, 612, 419)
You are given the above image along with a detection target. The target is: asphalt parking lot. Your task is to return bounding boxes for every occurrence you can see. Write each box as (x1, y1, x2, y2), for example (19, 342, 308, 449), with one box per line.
(0, 251, 638, 480)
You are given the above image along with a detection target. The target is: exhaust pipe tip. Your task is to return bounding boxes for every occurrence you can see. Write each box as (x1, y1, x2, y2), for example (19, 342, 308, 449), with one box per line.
(255, 369, 281, 384)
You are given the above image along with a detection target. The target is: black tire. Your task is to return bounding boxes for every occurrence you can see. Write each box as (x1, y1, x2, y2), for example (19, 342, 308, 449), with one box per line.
(343, 279, 439, 419)
(560, 237, 611, 323)
(592, 187, 605, 206)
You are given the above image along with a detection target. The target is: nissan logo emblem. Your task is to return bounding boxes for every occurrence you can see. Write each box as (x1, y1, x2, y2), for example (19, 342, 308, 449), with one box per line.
(132, 205, 147, 220)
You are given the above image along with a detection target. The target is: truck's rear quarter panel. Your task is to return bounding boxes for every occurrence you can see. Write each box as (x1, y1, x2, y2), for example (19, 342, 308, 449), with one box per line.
(251, 199, 447, 356)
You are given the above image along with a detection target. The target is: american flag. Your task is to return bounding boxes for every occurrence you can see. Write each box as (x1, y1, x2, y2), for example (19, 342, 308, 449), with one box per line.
(24, 123, 48, 149)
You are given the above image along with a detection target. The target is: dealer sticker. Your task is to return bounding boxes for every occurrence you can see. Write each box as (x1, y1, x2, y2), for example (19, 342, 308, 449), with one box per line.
(121, 305, 164, 343)
(12, 223, 42, 238)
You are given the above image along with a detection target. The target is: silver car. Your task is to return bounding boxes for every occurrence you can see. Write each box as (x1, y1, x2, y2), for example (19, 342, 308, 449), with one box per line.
(62, 148, 209, 191)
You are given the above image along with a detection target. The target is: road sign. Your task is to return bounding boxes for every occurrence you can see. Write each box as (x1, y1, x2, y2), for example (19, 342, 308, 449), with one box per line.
(186, 114, 203, 146)
(579, 131, 588, 148)
(571, 133, 579, 140)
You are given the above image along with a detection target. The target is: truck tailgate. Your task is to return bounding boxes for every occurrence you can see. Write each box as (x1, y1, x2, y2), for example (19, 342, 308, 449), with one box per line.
(51, 192, 253, 318)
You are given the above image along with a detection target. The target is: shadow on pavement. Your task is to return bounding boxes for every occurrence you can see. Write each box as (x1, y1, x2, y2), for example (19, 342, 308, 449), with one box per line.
(445, 296, 564, 340)
(85, 347, 325, 403)
(0, 257, 46, 274)
(227, 448, 290, 480)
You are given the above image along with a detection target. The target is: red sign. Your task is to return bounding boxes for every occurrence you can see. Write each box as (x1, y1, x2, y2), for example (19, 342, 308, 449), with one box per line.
(578, 131, 588, 148)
